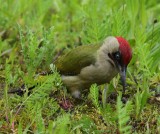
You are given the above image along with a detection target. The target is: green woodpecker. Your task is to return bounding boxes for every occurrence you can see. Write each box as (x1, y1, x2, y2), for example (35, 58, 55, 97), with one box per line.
(55, 36, 132, 98)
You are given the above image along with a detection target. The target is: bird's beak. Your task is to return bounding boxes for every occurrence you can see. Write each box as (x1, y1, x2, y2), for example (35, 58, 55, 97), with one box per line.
(118, 65, 126, 93)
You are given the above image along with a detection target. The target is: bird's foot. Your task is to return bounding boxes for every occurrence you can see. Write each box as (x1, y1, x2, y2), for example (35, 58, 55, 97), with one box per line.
(59, 98, 73, 110)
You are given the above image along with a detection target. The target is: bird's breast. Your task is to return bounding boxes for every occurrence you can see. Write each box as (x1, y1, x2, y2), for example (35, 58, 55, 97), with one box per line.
(79, 61, 118, 86)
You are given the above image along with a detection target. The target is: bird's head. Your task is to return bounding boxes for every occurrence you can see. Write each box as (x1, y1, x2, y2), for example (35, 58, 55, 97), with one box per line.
(103, 36, 132, 93)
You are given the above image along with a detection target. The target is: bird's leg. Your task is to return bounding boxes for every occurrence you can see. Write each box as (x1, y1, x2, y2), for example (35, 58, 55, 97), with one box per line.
(58, 87, 73, 110)
(59, 97, 73, 110)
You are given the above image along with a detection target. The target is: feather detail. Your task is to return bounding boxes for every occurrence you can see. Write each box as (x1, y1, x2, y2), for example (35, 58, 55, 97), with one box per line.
(54, 45, 100, 75)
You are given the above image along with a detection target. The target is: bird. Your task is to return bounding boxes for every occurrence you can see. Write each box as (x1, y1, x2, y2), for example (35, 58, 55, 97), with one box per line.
(54, 36, 132, 98)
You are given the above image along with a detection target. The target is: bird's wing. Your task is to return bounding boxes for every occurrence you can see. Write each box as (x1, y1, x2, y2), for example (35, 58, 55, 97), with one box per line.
(54, 45, 100, 75)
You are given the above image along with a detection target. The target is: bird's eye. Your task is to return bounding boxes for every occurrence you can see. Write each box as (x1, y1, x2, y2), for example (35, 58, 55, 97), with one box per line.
(114, 52, 121, 60)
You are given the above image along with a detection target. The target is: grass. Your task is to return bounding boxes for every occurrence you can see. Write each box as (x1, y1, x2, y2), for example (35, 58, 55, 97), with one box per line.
(0, 0, 160, 133)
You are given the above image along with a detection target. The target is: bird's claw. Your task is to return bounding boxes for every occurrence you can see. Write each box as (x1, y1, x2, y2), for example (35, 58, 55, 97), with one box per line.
(59, 98, 73, 110)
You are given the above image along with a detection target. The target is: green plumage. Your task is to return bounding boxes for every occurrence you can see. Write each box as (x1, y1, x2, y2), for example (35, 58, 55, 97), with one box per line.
(54, 45, 100, 75)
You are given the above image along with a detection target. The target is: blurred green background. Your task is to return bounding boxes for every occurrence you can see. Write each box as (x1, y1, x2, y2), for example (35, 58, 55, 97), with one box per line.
(0, 0, 160, 133)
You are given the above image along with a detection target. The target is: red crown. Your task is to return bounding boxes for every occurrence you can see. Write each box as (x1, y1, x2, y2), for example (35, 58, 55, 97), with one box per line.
(116, 37, 132, 65)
